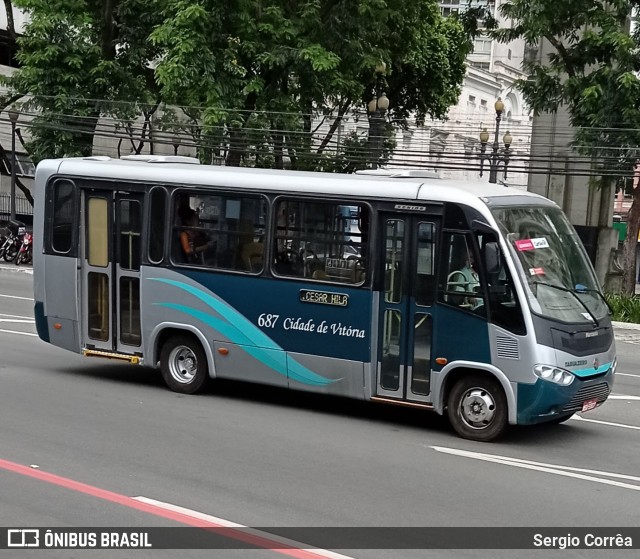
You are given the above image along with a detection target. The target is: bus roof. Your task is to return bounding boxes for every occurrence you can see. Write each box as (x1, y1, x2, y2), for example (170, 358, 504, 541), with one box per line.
(42, 156, 550, 210)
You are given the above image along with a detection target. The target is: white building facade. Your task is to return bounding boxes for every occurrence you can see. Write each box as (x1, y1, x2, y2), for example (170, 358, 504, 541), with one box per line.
(392, 1, 532, 188)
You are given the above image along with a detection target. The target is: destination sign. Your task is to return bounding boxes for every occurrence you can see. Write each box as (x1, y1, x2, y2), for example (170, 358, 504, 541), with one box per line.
(300, 289, 349, 307)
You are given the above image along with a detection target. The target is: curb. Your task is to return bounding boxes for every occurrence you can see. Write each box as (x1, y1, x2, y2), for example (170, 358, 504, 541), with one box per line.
(0, 263, 33, 275)
(612, 320, 640, 331)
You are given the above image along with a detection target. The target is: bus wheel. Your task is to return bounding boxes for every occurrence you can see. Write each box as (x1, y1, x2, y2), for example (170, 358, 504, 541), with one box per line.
(447, 375, 507, 442)
(160, 335, 208, 394)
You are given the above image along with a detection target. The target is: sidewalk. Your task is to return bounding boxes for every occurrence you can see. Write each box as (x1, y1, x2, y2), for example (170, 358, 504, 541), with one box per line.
(0, 261, 32, 274)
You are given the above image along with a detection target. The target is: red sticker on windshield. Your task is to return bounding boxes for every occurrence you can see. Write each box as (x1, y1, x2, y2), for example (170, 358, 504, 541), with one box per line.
(515, 239, 535, 251)
(529, 267, 545, 276)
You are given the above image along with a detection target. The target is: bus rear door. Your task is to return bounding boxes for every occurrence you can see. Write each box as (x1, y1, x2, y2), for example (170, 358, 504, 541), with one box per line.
(80, 189, 144, 355)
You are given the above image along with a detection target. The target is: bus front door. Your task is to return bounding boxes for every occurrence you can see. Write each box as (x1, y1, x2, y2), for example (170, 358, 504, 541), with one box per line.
(376, 215, 438, 403)
(81, 189, 143, 355)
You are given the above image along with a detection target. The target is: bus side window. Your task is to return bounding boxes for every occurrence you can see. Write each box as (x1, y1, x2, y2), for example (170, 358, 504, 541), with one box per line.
(148, 187, 167, 264)
(170, 193, 266, 272)
(479, 234, 526, 335)
(272, 200, 368, 285)
(48, 179, 77, 255)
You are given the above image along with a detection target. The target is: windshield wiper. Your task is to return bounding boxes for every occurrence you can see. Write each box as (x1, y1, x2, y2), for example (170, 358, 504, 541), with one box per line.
(531, 281, 600, 326)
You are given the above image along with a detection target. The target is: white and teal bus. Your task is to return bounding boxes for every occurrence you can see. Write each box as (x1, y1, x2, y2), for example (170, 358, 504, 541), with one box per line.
(32, 156, 616, 441)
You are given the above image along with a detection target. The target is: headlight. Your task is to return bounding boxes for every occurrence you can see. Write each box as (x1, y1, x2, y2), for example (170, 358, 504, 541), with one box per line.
(534, 364, 575, 386)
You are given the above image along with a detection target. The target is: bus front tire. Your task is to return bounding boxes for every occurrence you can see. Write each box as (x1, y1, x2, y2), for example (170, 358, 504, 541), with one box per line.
(160, 335, 209, 394)
(447, 375, 508, 442)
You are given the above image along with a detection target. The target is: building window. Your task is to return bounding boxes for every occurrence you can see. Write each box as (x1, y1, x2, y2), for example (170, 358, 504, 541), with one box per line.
(473, 37, 493, 54)
(1, 153, 36, 177)
(469, 61, 490, 71)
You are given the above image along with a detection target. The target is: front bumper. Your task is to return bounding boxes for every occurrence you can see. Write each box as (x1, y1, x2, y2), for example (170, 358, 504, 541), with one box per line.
(516, 368, 614, 425)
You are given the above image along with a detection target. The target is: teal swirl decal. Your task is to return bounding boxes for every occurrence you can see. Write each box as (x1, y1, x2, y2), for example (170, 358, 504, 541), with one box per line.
(150, 278, 335, 386)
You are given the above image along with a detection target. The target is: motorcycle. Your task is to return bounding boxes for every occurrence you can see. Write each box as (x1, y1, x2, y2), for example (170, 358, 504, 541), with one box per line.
(15, 231, 33, 265)
(0, 220, 25, 262)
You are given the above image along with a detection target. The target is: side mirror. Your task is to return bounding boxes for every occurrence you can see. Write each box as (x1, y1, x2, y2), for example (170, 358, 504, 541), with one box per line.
(484, 242, 501, 275)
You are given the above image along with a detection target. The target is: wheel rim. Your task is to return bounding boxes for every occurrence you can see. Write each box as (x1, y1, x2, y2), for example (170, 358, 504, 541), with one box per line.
(167, 345, 198, 384)
(459, 387, 496, 429)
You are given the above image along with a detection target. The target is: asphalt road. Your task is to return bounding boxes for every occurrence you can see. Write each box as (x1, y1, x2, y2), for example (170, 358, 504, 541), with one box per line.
(1, 266, 639, 558)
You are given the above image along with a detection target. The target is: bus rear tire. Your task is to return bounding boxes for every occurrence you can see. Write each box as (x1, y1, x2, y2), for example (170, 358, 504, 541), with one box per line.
(447, 375, 508, 442)
(160, 335, 209, 394)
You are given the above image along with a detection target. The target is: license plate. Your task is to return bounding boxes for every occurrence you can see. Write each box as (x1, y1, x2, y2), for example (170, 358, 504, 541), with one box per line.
(582, 398, 598, 412)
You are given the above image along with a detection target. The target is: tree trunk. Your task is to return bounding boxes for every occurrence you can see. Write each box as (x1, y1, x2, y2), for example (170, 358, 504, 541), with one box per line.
(316, 103, 349, 155)
(100, 0, 117, 60)
(621, 185, 640, 294)
(73, 112, 101, 157)
(274, 139, 284, 169)
(3, 0, 16, 41)
(226, 126, 243, 167)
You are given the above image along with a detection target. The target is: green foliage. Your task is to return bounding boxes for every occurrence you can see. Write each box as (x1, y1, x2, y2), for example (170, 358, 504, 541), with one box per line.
(4, 0, 482, 170)
(2, 0, 164, 162)
(495, 0, 640, 171)
(321, 128, 396, 174)
(150, 0, 479, 167)
(605, 293, 640, 323)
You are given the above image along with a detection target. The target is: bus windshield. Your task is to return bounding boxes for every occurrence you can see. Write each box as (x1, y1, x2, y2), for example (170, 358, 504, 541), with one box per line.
(491, 205, 609, 324)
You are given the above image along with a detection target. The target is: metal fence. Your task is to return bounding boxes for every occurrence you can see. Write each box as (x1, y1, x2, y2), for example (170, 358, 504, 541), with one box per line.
(0, 193, 33, 220)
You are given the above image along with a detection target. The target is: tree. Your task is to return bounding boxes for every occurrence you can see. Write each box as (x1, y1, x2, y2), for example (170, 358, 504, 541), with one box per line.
(494, 0, 640, 294)
(1, 0, 484, 183)
(1, 0, 165, 163)
(150, 0, 479, 169)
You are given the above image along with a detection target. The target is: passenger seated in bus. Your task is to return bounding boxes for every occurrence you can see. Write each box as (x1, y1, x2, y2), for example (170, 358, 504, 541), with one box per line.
(447, 252, 481, 309)
(241, 242, 264, 272)
(179, 209, 214, 264)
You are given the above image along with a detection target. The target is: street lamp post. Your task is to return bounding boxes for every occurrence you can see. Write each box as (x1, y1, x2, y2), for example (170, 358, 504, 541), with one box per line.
(172, 137, 181, 156)
(367, 62, 390, 169)
(478, 98, 512, 183)
(7, 107, 19, 221)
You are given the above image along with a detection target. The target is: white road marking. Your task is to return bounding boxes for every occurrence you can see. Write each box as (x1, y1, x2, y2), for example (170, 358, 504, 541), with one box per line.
(133, 496, 355, 559)
(616, 372, 640, 378)
(608, 394, 640, 400)
(570, 414, 640, 430)
(0, 328, 38, 337)
(431, 446, 640, 491)
(0, 293, 33, 301)
(0, 318, 35, 324)
(0, 313, 34, 319)
(434, 446, 640, 482)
